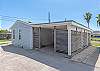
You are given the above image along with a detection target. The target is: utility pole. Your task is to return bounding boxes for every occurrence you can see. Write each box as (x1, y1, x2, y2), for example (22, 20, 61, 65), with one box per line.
(48, 12, 51, 24)
(65, 18, 67, 22)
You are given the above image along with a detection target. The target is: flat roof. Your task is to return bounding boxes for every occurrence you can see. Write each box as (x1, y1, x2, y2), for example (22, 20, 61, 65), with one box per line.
(30, 20, 92, 31)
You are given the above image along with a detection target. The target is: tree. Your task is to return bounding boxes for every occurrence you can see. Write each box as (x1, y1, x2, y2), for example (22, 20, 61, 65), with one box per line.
(96, 14, 100, 27)
(84, 12, 92, 28)
(0, 29, 10, 33)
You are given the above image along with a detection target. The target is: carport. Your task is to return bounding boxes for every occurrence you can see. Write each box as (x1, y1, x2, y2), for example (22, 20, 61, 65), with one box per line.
(33, 26, 54, 49)
(31, 21, 91, 57)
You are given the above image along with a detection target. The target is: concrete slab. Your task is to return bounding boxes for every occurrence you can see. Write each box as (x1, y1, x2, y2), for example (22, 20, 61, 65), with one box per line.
(71, 46, 100, 68)
(0, 45, 100, 71)
(95, 54, 100, 67)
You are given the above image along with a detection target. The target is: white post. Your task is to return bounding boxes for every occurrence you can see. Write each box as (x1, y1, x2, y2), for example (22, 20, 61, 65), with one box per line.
(39, 27, 41, 48)
(32, 28, 34, 49)
(89, 32, 91, 45)
(68, 29, 71, 56)
(81, 29, 83, 47)
(54, 26, 56, 52)
(87, 31, 88, 46)
(11, 30, 13, 40)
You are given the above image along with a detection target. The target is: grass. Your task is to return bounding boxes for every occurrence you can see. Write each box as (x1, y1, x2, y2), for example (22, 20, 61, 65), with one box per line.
(1, 37, 99, 47)
(0, 39, 11, 45)
(91, 41, 100, 47)
(91, 37, 100, 41)
(91, 37, 100, 47)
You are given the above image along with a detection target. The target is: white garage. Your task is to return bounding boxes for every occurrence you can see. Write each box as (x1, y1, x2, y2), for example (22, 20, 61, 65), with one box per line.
(10, 20, 33, 49)
(11, 20, 92, 57)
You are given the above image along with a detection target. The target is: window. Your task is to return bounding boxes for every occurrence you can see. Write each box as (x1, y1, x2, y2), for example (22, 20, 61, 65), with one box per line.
(19, 29, 21, 40)
(13, 30, 15, 39)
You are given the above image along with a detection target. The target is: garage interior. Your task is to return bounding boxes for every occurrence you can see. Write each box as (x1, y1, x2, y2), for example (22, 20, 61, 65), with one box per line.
(32, 22, 91, 57)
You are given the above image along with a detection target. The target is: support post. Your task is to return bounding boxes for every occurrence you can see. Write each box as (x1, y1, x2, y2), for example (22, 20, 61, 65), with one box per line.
(81, 29, 83, 47)
(39, 27, 41, 48)
(87, 31, 88, 46)
(89, 32, 91, 45)
(68, 29, 71, 56)
(32, 27, 34, 49)
(54, 26, 56, 52)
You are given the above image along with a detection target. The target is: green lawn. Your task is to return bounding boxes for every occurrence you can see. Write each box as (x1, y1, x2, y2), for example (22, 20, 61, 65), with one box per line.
(91, 37, 100, 47)
(91, 37, 100, 41)
(91, 41, 100, 47)
(0, 39, 11, 45)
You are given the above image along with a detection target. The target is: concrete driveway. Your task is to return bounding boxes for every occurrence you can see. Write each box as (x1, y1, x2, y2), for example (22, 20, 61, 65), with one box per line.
(0, 45, 100, 71)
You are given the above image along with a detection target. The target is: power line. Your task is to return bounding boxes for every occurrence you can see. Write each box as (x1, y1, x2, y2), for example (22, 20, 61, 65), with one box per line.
(0, 18, 16, 22)
(0, 15, 31, 20)
(0, 15, 68, 23)
(0, 15, 49, 21)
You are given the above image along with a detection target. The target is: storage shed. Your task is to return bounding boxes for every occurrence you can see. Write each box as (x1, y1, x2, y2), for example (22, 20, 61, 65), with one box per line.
(11, 20, 92, 57)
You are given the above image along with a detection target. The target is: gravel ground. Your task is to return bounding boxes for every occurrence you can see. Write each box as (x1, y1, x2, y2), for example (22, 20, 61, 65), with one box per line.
(0, 45, 100, 71)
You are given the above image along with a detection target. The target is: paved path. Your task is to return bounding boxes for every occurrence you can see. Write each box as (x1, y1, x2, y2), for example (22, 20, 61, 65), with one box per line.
(71, 46, 100, 67)
(0, 45, 100, 71)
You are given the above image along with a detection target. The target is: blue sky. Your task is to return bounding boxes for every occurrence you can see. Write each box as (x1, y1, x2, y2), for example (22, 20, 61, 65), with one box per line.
(0, 0, 100, 30)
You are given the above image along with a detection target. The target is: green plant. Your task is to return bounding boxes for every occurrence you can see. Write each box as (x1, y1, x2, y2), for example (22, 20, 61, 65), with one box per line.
(0, 29, 10, 33)
(84, 12, 92, 28)
(96, 14, 100, 26)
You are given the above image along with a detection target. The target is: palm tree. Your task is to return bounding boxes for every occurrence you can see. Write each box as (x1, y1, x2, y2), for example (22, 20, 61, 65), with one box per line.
(84, 12, 92, 28)
(96, 14, 100, 26)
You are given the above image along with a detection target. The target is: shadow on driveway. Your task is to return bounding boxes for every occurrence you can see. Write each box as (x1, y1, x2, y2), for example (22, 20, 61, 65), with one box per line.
(1, 44, 100, 71)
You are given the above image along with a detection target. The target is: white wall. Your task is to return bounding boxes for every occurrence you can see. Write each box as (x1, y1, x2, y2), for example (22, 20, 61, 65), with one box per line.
(11, 20, 33, 49)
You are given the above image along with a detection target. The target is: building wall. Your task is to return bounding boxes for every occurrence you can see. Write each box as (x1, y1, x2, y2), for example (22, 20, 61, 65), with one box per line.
(82, 32, 88, 47)
(56, 29, 68, 52)
(11, 21, 33, 49)
(70, 25, 90, 52)
(33, 28, 39, 48)
(40, 28, 53, 46)
(11, 21, 91, 56)
(71, 30, 82, 52)
(54, 24, 91, 54)
(93, 31, 100, 37)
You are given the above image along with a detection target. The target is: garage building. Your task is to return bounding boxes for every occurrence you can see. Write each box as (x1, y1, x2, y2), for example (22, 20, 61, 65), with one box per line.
(11, 20, 92, 57)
